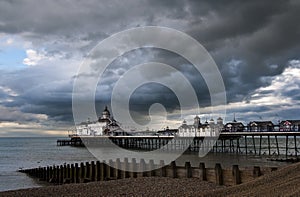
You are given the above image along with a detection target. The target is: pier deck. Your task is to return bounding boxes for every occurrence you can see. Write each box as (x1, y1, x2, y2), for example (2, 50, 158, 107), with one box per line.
(57, 132, 300, 157)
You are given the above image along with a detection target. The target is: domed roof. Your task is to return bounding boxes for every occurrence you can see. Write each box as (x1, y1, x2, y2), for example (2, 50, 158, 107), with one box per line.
(194, 115, 200, 120)
(102, 106, 110, 115)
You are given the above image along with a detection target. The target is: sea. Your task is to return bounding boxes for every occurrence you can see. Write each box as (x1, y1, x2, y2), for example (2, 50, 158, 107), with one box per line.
(0, 137, 290, 192)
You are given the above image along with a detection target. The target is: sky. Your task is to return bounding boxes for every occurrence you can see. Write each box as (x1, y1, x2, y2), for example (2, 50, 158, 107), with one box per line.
(0, 0, 300, 136)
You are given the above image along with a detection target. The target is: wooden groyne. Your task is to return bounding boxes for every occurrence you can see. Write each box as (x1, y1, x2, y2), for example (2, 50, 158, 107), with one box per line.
(19, 158, 278, 186)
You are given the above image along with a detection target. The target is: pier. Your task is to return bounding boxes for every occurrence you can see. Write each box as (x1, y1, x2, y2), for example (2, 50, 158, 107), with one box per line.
(57, 132, 300, 158)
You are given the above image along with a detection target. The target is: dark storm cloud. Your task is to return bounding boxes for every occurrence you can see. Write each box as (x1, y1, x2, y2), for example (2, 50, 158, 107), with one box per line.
(184, 0, 300, 102)
(0, 0, 300, 129)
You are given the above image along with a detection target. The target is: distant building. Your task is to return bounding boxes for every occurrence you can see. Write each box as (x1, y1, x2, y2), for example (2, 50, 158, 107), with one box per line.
(223, 117, 244, 132)
(279, 120, 300, 131)
(75, 106, 125, 136)
(248, 121, 274, 132)
(177, 116, 224, 137)
(157, 126, 178, 136)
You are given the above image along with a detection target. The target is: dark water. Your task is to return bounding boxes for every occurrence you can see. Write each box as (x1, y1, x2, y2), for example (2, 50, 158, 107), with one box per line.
(0, 137, 96, 192)
(0, 137, 289, 192)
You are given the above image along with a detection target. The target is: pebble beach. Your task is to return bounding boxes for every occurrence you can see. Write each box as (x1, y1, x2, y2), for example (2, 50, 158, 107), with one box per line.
(2, 162, 300, 197)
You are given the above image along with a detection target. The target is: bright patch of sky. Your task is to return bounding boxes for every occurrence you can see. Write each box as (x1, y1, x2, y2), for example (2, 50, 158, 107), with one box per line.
(0, 47, 27, 70)
(0, 36, 27, 70)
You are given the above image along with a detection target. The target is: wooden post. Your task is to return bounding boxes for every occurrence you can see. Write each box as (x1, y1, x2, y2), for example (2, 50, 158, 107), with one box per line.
(131, 158, 137, 178)
(159, 160, 166, 177)
(58, 165, 64, 184)
(149, 159, 155, 176)
(96, 161, 101, 181)
(215, 163, 223, 185)
(91, 161, 96, 181)
(75, 163, 79, 183)
(232, 165, 241, 185)
(115, 158, 121, 179)
(56, 166, 60, 184)
(170, 161, 177, 178)
(46, 166, 50, 182)
(100, 161, 106, 181)
(49, 166, 53, 183)
(85, 162, 90, 182)
(185, 162, 192, 178)
(70, 164, 75, 183)
(123, 158, 130, 178)
(108, 159, 114, 179)
(66, 164, 70, 181)
(271, 167, 278, 172)
(253, 166, 261, 177)
(199, 162, 206, 181)
(80, 162, 85, 183)
(139, 159, 146, 177)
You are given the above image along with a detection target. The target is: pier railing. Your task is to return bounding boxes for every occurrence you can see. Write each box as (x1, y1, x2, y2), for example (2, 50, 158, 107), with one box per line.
(19, 158, 278, 186)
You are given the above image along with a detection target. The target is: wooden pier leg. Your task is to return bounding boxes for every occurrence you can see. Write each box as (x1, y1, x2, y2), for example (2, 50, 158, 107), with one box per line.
(294, 135, 297, 157)
(275, 135, 280, 155)
(286, 135, 289, 158)
(232, 165, 241, 185)
(199, 162, 206, 181)
(236, 138, 240, 154)
(252, 135, 256, 155)
(245, 136, 248, 155)
(221, 139, 224, 152)
(259, 135, 262, 156)
(268, 135, 271, 156)
(185, 162, 192, 178)
(215, 163, 223, 185)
